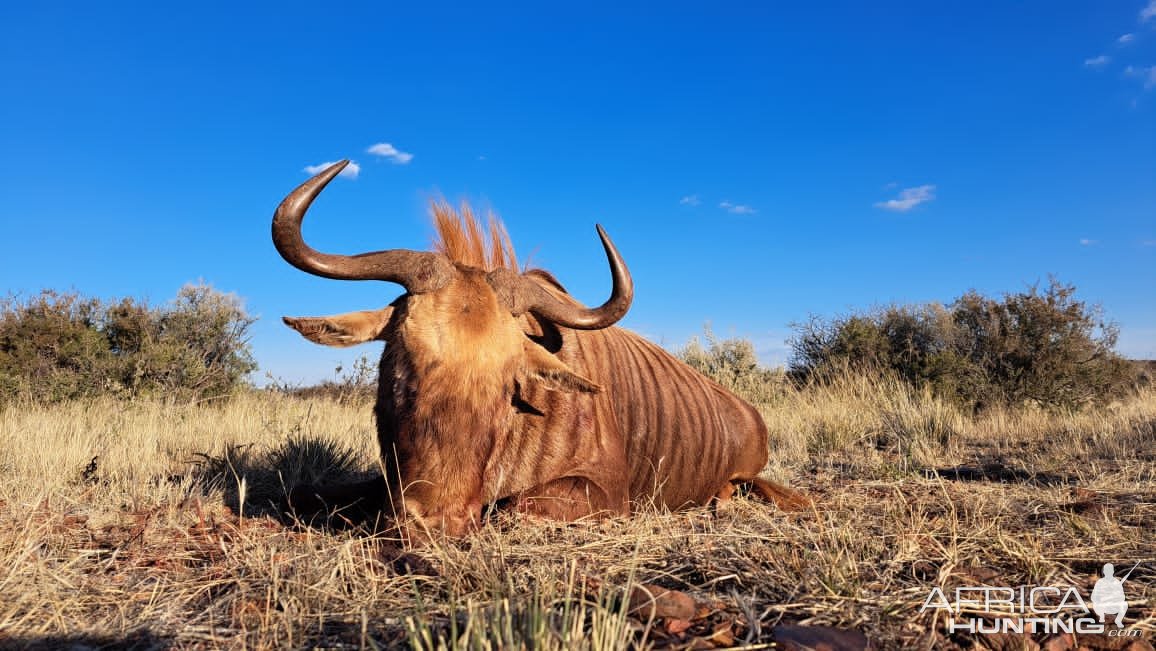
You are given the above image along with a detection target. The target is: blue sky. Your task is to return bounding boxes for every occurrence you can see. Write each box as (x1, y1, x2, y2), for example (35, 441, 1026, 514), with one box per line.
(2, 2, 1154, 384)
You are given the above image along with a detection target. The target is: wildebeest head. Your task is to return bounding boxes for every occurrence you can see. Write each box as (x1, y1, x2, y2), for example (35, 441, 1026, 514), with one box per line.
(272, 161, 633, 455)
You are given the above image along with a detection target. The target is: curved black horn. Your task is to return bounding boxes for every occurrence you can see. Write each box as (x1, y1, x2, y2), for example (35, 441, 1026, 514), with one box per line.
(489, 224, 633, 330)
(272, 160, 453, 293)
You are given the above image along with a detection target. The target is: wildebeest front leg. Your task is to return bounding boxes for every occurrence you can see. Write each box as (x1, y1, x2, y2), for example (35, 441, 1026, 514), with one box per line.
(514, 476, 626, 520)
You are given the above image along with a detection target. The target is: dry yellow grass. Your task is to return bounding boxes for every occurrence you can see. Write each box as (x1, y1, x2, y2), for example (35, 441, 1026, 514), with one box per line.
(0, 379, 1153, 649)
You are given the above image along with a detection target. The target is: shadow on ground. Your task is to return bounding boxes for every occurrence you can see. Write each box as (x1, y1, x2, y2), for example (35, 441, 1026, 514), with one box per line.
(925, 460, 1074, 486)
(187, 435, 389, 532)
(5, 630, 173, 650)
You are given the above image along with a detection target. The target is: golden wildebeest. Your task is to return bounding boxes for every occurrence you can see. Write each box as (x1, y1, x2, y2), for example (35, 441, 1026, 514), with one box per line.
(274, 160, 806, 539)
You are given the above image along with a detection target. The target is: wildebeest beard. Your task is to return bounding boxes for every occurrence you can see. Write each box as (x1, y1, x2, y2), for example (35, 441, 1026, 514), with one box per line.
(374, 342, 521, 535)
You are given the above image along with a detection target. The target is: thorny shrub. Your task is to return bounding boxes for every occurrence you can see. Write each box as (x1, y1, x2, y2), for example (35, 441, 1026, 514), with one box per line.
(788, 278, 1137, 411)
(0, 283, 255, 404)
(677, 326, 786, 405)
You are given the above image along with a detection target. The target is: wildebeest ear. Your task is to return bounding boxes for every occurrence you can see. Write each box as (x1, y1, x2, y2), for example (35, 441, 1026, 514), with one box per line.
(521, 340, 601, 393)
(282, 307, 394, 347)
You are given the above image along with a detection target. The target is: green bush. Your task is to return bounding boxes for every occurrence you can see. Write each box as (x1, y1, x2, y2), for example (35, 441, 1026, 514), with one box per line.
(676, 326, 786, 405)
(789, 279, 1136, 411)
(949, 281, 1134, 409)
(789, 304, 967, 394)
(0, 292, 113, 402)
(0, 283, 256, 404)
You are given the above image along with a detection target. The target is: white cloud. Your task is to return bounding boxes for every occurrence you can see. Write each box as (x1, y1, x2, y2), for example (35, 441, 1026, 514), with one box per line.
(719, 200, 757, 215)
(874, 184, 936, 212)
(1079, 238, 1098, 246)
(366, 142, 414, 164)
(679, 194, 701, 206)
(1118, 33, 1135, 44)
(1084, 55, 1111, 67)
(1125, 65, 1156, 89)
(1142, 0, 1156, 21)
(303, 160, 360, 179)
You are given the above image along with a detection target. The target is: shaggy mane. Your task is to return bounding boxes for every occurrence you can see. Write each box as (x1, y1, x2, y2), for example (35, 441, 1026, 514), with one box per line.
(431, 200, 518, 272)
